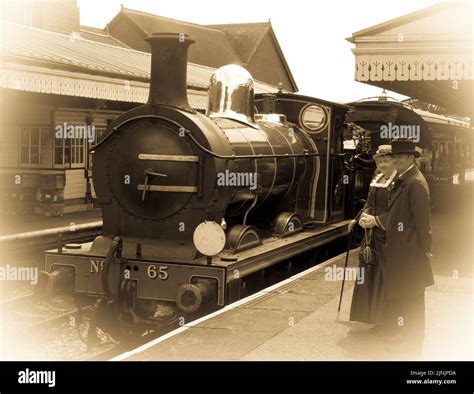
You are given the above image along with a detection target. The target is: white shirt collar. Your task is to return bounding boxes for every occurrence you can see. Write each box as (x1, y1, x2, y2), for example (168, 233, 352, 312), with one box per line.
(371, 170, 397, 188)
(398, 164, 415, 178)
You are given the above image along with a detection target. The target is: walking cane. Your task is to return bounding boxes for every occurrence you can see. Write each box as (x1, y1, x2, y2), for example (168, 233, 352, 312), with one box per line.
(337, 223, 353, 321)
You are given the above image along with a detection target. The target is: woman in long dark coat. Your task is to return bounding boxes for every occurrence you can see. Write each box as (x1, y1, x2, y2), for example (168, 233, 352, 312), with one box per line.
(349, 145, 396, 332)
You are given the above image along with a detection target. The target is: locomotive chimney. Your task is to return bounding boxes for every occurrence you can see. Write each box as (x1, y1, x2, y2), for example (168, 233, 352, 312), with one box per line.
(145, 33, 195, 111)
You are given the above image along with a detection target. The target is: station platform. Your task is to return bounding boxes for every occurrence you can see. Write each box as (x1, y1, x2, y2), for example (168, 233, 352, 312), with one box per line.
(0, 209, 102, 237)
(114, 208, 473, 361)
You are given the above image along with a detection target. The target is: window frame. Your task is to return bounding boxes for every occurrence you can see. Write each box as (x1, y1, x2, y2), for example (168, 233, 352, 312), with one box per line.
(18, 126, 49, 168)
(53, 128, 87, 169)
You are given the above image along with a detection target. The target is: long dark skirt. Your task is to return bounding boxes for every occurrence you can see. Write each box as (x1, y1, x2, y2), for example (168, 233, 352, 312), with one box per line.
(350, 229, 389, 325)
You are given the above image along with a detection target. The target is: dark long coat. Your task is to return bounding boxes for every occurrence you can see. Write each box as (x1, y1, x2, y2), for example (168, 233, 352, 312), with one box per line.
(376, 165, 435, 300)
(350, 172, 390, 324)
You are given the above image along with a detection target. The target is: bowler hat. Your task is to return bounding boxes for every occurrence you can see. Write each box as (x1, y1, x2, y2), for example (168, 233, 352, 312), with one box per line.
(390, 139, 421, 158)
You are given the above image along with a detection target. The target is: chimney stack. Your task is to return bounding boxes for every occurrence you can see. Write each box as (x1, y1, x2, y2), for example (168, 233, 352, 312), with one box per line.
(145, 33, 195, 112)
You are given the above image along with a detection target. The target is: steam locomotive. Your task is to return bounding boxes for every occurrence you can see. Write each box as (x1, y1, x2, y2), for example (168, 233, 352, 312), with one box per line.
(37, 33, 354, 338)
(36, 32, 473, 340)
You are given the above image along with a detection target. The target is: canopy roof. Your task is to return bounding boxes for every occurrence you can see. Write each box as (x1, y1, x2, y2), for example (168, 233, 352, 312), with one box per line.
(0, 22, 278, 109)
(347, 0, 472, 119)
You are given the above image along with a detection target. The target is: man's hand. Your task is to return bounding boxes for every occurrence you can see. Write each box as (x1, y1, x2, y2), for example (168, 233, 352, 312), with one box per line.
(359, 213, 376, 229)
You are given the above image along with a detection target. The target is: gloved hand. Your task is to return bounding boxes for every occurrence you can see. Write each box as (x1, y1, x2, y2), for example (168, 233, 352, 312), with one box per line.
(359, 213, 376, 229)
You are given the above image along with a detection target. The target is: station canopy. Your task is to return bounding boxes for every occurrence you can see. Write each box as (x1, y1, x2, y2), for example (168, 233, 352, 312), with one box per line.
(347, 0, 473, 120)
(0, 22, 279, 110)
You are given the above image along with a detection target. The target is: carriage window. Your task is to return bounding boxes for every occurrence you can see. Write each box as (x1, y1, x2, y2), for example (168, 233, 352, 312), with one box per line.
(454, 141, 465, 166)
(465, 144, 474, 181)
(432, 141, 452, 171)
(465, 144, 472, 165)
(419, 148, 432, 172)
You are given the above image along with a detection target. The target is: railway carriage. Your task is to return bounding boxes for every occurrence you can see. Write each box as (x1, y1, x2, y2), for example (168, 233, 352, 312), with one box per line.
(346, 98, 474, 208)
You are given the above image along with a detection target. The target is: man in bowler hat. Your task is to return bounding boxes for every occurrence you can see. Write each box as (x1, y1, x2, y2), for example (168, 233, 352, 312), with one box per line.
(361, 139, 434, 356)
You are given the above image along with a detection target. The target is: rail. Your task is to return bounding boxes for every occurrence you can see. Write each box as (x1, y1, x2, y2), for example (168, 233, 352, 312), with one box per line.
(0, 220, 103, 258)
(0, 220, 103, 243)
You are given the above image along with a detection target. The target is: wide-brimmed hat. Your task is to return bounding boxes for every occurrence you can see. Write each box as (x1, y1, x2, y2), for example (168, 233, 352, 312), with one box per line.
(373, 144, 392, 158)
(390, 139, 421, 158)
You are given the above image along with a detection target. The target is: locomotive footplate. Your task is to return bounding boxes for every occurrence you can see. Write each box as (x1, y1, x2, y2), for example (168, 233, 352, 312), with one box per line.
(218, 220, 350, 274)
(216, 220, 351, 302)
(42, 220, 350, 311)
(43, 248, 227, 307)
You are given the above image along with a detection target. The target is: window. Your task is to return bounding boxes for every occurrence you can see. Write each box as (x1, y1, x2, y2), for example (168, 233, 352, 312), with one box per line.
(54, 136, 70, 166)
(432, 141, 453, 172)
(54, 135, 85, 167)
(71, 137, 84, 164)
(20, 127, 48, 166)
(419, 148, 432, 172)
(454, 141, 465, 167)
(465, 144, 472, 165)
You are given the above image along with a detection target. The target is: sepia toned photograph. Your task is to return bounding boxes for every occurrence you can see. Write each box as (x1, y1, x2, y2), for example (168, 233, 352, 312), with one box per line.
(0, 0, 472, 392)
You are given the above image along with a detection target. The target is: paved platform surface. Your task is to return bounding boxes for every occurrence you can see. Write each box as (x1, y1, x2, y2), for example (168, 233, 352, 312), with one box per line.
(116, 206, 473, 361)
(0, 209, 102, 236)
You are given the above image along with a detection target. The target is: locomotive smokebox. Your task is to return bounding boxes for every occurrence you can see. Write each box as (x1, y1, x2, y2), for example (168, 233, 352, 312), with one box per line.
(145, 33, 195, 112)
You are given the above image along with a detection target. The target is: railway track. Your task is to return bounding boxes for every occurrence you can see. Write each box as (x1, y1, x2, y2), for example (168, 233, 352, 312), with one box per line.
(20, 305, 91, 333)
(0, 221, 103, 311)
(0, 290, 176, 361)
(0, 292, 35, 308)
(0, 220, 102, 259)
(1, 294, 115, 360)
(1, 293, 76, 330)
(0, 236, 347, 361)
(83, 321, 181, 361)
